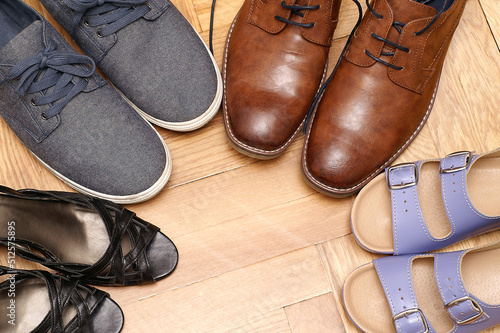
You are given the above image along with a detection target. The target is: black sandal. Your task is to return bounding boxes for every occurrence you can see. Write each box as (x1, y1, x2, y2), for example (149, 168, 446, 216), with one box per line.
(0, 185, 178, 286)
(0, 266, 123, 332)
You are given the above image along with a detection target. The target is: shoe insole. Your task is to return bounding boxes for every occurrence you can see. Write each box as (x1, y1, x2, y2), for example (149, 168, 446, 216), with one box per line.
(0, 195, 109, 266)
(0, 1, 38, 50)
(461, 246, 500, 305)
(352, 156, 500, 253)
(467, 157, 500, 217)
(0, 279, 50, 333)
(343, 247, 500, 332)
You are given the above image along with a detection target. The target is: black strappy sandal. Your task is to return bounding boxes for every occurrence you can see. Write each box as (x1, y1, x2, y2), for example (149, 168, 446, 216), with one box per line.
(0, 266, 123, 333)
(0, 185, 178, 286)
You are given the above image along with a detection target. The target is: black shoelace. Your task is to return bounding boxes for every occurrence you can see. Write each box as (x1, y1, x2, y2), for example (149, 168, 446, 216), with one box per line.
(0, 41, 95, 119)
(209, 0, 320, 55)
(210, 0, 217, 54)
(303, 0, 364, 132)
(364, 0, 450, 70)
(303, 0, 452, 131)
(365, 20, 409, 70)
(274, 1, 320, 28)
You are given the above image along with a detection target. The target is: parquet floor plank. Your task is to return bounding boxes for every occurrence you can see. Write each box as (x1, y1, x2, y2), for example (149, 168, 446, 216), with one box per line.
(213, 310, 291, 333)
(317, 235, 380, 333)
(106, 192, 351, 305)
(285, 292, 346, 333)
(171, 0, 203, 32)
(120, 246, 330, 332)
(480, 0, 500, 48)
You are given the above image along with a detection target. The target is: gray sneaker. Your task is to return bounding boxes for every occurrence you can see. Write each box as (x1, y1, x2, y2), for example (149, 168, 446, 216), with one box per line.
(0, 0, 171, 204)
(39, 0, 223, 132)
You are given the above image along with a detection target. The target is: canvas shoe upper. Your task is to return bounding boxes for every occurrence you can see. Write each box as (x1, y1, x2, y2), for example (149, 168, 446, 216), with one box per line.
(40, 0, 223, 131)
(0, 0, 171, 203)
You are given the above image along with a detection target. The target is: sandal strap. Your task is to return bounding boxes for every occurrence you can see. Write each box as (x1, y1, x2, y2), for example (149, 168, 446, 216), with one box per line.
(387, 150, 500, 255)
(434, 251, 485, 325)
(439, 152, 498, 237)
(386, 161, 430, 255)
(374, 255, 434, 333)
(0, 186, 159, 286)
(0, 266, 107, 332)
(0, 238, 60, 263)
(374, 248, 500, 333)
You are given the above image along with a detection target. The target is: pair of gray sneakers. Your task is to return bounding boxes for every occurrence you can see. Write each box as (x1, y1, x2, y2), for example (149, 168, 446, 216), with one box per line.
(0, 0, 222, 203)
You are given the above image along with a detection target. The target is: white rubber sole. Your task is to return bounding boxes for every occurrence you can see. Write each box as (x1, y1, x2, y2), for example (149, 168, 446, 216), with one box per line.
(29, 126, 172, 205)
(116, 22, 223, 132)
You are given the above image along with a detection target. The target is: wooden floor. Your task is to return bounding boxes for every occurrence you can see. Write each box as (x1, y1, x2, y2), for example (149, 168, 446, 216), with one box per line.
(1, 0, 500, 332)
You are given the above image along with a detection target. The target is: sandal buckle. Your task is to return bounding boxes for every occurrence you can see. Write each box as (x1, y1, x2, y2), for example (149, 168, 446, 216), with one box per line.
(387, 163, 419, 190)
(393, 308, 429, 333)
(445, 296, 483, 325)
(440, 151, 472, 174)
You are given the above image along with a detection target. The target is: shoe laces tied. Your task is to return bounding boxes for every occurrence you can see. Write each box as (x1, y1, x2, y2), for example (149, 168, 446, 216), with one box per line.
(63, 0, 151, 38)
(275, 1, 321, 28)
(2, 41, 95, 119)
(208, 0, 320, 55)
(303, 0, 451, 130)
(365, 0, 451, 70)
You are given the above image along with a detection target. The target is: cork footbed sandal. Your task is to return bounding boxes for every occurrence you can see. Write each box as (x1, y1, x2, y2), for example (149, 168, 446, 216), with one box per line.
(351, 149, 500, 255)
(343, 242, 500, 333)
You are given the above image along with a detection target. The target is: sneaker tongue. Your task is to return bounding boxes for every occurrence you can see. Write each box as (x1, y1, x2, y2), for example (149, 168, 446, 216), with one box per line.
(0, 20, 44, 66)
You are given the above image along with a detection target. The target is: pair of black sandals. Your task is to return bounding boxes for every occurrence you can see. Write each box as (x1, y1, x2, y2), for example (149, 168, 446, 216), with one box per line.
(0, 185, 178, 333)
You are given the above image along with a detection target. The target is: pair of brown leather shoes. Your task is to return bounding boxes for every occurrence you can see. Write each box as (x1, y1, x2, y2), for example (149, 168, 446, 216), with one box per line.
(222, 0, 467, 197)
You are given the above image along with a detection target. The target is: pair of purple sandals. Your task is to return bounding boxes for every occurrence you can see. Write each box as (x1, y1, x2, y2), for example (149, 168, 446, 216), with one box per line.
(344, 148, 500, 333)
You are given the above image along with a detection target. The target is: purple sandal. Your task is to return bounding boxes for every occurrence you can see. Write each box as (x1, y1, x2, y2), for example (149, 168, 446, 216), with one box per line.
(343, 241, 500, 332)
(351, 149, 500, 255)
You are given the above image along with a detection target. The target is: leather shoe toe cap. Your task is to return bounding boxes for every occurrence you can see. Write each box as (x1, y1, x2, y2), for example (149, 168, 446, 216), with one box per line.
(303, 142, 384, 196)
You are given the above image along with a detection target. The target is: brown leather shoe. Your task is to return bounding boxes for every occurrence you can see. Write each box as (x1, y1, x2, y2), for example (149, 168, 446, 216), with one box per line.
(223, 0, 342, 159)
(302, 0, 467, 196)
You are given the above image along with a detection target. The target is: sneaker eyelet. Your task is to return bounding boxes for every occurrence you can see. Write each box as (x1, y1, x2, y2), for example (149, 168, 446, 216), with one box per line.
(84, 19, 90, 27)
(31, 98, 37, 106)
(41, 113, 48, 120)
(147, 4, 152, 11)
(97, 30, 103, 38)
(84, 77, 89, 83)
